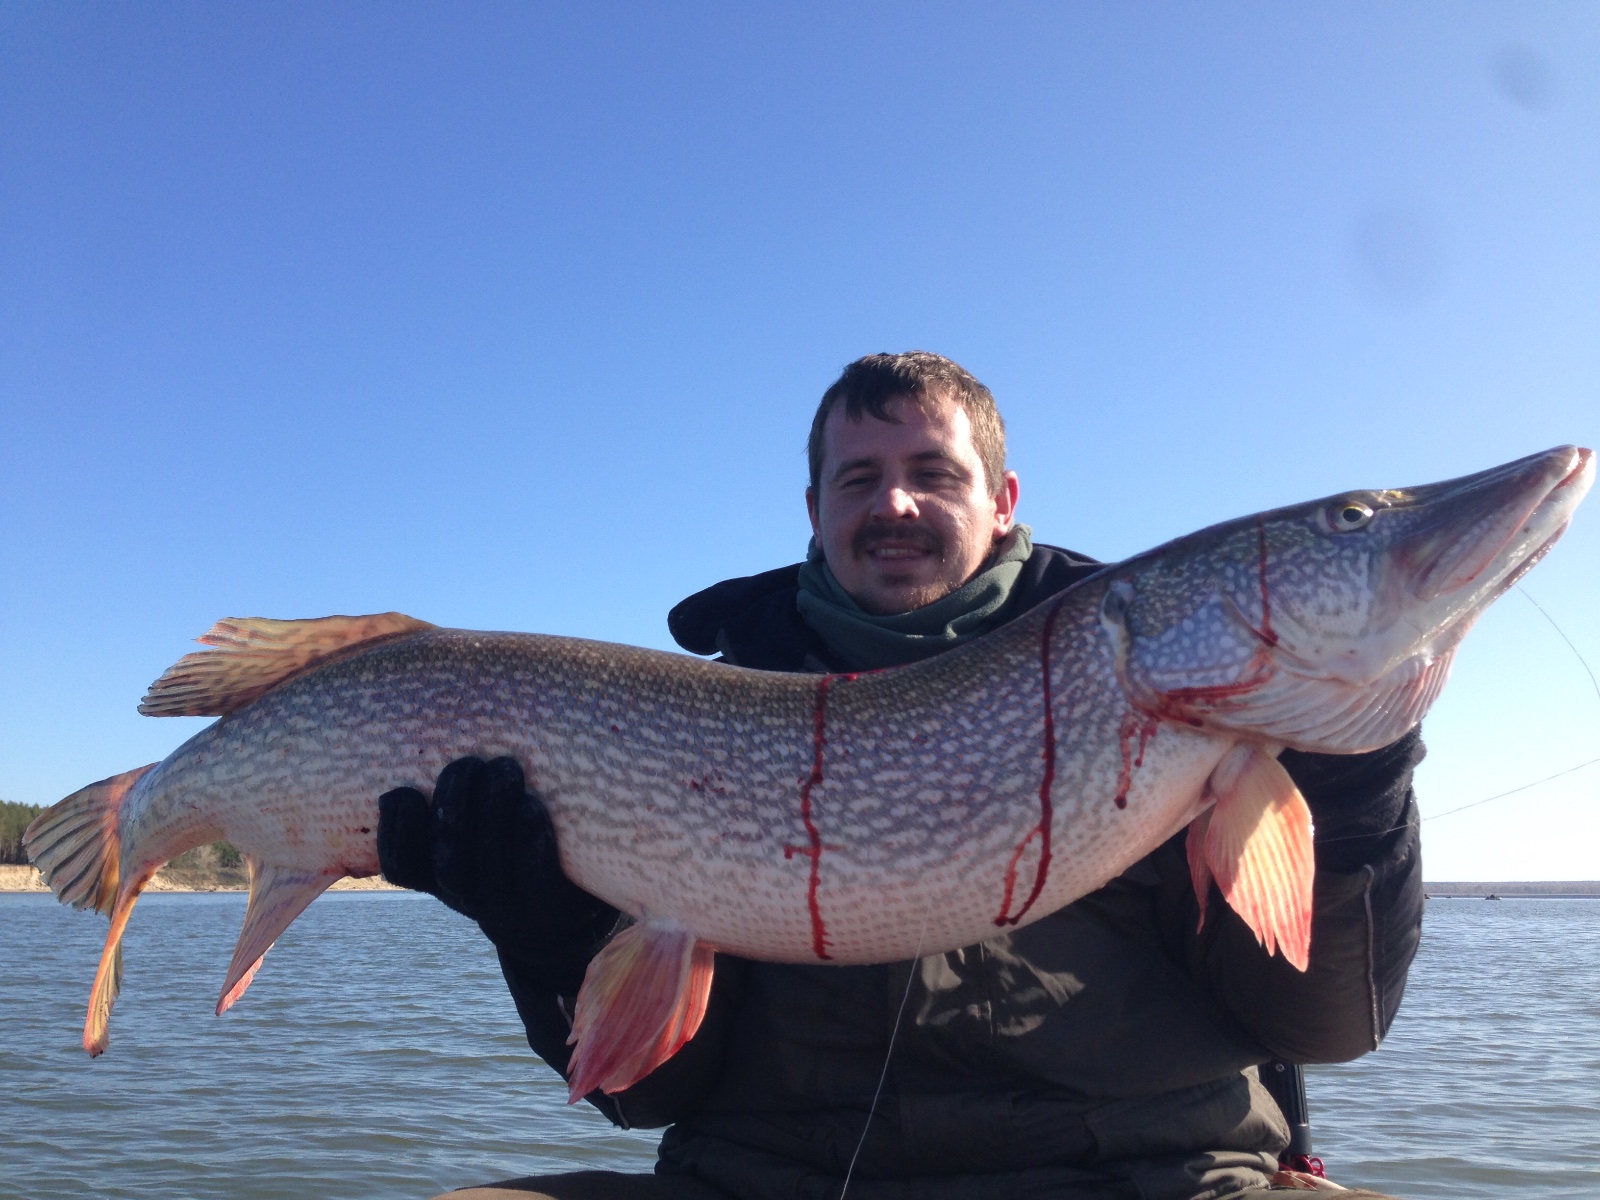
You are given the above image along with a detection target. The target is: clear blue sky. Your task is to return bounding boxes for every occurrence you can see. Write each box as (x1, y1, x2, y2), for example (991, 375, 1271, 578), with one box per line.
(3, 3, 1596, 879)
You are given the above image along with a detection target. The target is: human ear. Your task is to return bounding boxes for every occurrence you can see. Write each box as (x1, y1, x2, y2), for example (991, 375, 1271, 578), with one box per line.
(992, 471, 1020, 536)
(806, 486, 821, 538)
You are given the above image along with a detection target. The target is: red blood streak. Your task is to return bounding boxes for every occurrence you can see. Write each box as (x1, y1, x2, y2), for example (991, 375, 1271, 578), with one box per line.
(995, 596, 1066, 926)
(1137, 523, 1277, 726)
(1083, 521, 1281, 817)
(1157, 663, 1270, 707)
(1113, 710, 1161, 809)
(1149, 642, 1275, 724)
(783, 674, 839, 959)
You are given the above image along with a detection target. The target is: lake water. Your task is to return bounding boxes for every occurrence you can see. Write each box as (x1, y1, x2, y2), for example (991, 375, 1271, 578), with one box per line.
(1, 893, 1595, 1200)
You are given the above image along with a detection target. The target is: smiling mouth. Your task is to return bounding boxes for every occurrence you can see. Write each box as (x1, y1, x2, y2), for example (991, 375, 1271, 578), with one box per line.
(854, 525, 943, 562)
(869, 545, 934, 560)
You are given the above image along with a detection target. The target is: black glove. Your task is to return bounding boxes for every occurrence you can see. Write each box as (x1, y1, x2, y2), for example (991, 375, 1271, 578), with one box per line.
(377, 756, 620, 995)
(1280, 727, 1426, 873)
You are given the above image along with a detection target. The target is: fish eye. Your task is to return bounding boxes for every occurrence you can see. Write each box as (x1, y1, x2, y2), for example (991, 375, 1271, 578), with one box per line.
(1326, 499, 1374, 532)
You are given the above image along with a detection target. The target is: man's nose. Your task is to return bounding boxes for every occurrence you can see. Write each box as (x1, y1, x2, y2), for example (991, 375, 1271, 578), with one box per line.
(871, 484, 920, 520)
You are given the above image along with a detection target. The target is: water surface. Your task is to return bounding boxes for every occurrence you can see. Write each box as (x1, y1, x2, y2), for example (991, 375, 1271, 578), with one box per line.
(2, 893, 1595, 1199)
(1, 893, 654, 1199)
(1310, 898, 1600, 1199)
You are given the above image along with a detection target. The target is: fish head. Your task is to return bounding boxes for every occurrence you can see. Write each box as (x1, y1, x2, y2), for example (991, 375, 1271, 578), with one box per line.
(1101, 445, 1593, 753)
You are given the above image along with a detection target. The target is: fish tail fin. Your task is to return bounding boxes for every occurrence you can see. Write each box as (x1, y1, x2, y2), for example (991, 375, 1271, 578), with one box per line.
(216, 859, 341, 1015)
(565, 919, 715, 1102)
(1195, 744, 1315, 971)
(24, 764, 157, 914)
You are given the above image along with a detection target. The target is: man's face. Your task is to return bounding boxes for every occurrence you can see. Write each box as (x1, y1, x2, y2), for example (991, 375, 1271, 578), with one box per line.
(807, 394, 1020, 615)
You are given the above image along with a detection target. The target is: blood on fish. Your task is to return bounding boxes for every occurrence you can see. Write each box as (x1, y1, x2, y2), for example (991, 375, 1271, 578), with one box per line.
(783, 673, 843, 959)
(1113, 710, 1161, 809)
(1152, 524, 1281, 718)
(1144, 518, 1280, 728)
(995, 596, 1066, 926)
(1154, 650, 1274, 718)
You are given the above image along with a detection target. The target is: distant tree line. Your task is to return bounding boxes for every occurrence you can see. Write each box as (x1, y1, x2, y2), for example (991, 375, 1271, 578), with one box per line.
(1, 801, 44, 865)
(2, 801, 242, 873)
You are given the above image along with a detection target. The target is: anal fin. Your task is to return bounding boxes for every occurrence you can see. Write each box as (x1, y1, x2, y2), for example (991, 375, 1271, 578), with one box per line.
(217, 860, 342, 1015)
(565, 918, 715, 1102)
(84, 889, 140, 1056)
(1195, 743, 1314, 971)
(22, 763, 158, 1057)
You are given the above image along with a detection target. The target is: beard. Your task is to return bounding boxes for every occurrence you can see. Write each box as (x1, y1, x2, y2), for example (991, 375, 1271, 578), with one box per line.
(846, 521, 957, 613)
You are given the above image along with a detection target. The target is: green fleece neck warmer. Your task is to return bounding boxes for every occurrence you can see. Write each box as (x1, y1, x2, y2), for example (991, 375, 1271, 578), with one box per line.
(795, 525, 1033, 671)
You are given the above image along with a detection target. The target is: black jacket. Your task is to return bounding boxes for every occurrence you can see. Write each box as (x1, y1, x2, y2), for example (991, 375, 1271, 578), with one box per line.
(502, 545, 1425, 1200)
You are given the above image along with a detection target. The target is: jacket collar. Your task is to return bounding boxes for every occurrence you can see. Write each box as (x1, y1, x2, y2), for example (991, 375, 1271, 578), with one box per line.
(667, 542, 1105, 673)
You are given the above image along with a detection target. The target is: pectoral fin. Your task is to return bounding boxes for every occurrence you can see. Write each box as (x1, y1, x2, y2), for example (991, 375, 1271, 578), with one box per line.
(1193, 744, 1314, 971)
(565, 918, 715, 1102)
(1185, 807, 1214, 932)
(216, 860, 341, 1015)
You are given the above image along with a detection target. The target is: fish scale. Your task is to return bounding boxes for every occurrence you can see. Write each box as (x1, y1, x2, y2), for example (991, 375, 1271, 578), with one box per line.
(25, 444, 1593, 1101)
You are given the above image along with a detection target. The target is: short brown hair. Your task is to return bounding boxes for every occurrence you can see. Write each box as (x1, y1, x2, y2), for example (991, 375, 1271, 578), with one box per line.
(806, 351, 1007, 493)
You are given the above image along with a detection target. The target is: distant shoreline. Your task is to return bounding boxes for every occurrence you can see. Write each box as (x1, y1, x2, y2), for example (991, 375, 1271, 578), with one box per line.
(0, 864, 400, 893)
(1423, 881, 1600, 898)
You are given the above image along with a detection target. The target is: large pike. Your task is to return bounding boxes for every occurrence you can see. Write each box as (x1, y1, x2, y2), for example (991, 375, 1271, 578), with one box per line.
(27, 446, 1592, 1099)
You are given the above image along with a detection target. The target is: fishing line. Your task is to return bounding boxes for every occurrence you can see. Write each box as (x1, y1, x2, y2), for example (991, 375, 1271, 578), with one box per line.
(1518, 585, 1600, 707)
(1415, 587, 1600, 822)
(1421, 756, 1600, 823)
(1309, 753, 1600, 845)
(1317, 587, 1600, 843)
(837, 885, 936, 1200)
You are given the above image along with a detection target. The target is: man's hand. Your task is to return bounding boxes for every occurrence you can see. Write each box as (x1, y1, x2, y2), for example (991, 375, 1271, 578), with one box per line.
(377, 757, 620, 994)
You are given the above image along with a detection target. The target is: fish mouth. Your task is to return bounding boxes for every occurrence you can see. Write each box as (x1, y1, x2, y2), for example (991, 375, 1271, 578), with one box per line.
(1558, 448, 1596, 490)
(1401, 446, 1592, 609)
(1292, 445, 1593, 749)
(1201, 447, 1591, 754)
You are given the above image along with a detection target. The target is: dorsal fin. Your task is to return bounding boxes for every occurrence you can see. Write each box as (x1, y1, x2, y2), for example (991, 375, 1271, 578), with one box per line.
(139, 613, 436, 717)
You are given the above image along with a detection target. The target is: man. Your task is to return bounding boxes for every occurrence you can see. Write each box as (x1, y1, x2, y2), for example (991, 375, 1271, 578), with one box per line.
(380, 352, 1424, 1200)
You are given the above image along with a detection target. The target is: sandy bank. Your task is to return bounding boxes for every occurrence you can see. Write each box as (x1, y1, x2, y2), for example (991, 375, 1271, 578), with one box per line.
(0, 863, 401, 893)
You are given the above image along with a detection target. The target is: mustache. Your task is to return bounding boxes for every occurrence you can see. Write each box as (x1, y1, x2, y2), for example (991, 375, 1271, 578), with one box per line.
(853, 522, 945, 559)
